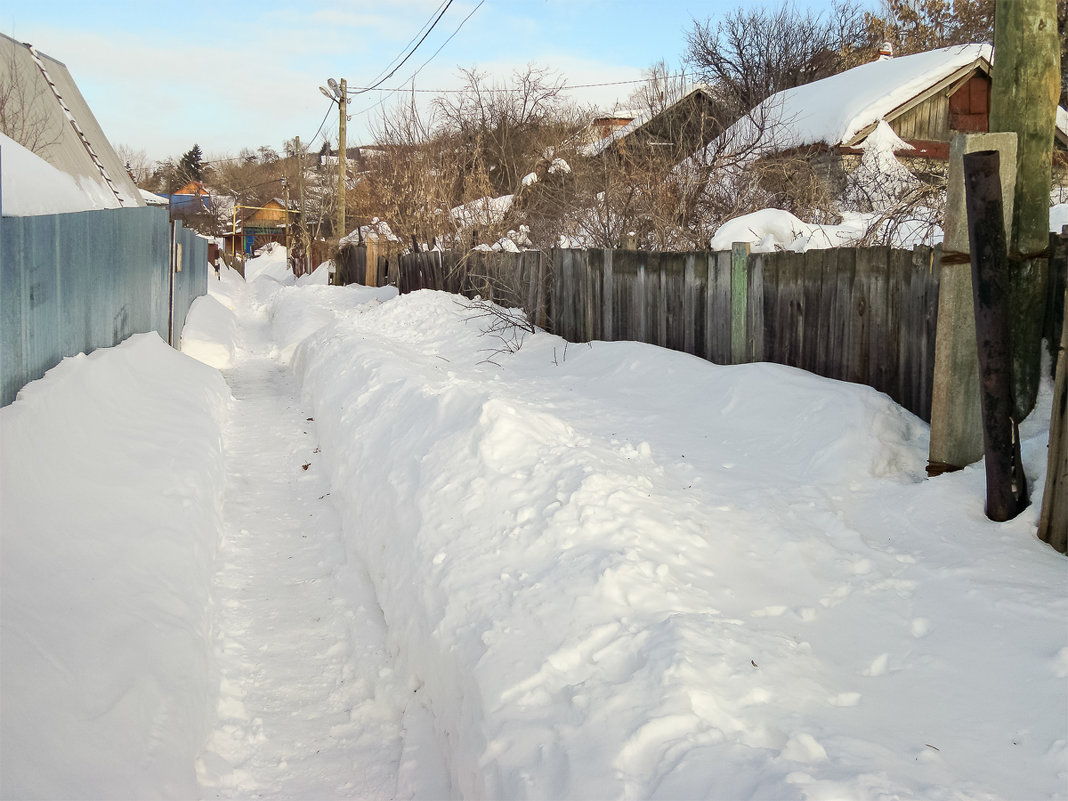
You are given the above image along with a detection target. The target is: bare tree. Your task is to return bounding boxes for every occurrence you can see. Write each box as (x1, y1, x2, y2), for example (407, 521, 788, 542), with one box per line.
(862, 0, 995, 54)
(434, 65, 581, 197)
(623, 60, 692, 117)
(115, 144, 153, 186)
(685, 1, 870, 121)
(0, 41, 60, 154)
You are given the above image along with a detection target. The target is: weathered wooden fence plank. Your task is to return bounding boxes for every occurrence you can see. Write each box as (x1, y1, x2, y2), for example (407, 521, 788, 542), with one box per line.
(391, 243, 991, 422)
(785, 250, 805, 368)
(761, 251, 782, 365)
(815, 248, 838, 378)
(746, 251, 765, 362)
(710, 251, 731, 364)
(731, 243, 750, 364)
(867, 246, 891, 397)
(636, 254, 650, 343)
(585, 249, 601, 342)
(846, 248, 871, 384)
(602, 249, 615, 339)
(832, 247, 856, 383)
(683, 254, 697, 356)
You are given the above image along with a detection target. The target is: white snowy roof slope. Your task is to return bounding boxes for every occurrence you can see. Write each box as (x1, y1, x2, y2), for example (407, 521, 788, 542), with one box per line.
(1, 132, 125, 216)
(0, 33, 144, 208)
(583, 84, 713, 157)
(727, 43, 993, 154)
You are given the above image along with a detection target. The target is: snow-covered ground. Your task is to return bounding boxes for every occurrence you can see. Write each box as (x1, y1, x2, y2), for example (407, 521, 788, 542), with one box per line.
(2, 246, 1066, 800)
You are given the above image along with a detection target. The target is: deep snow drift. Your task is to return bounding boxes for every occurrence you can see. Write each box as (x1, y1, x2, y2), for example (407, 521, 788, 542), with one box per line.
(1, 335, 228, 798)
(1, 246, 1065, 800)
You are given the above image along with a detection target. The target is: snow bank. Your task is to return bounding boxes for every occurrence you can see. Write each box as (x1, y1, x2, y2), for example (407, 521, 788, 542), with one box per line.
(278, 288, 1065, 800)
(296, 260, 334, 285)
(0, 333, 229, 799)
(451, 194, 514, 228)
(181, 266, 246, 369)
(709, 208, 865, 252)
(1, 132, 122, 216)
(341, 217, 402, 246)
(242, 243, 294, 284)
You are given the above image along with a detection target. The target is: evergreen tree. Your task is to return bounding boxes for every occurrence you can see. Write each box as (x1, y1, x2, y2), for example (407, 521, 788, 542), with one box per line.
(178, 144, 204, 182)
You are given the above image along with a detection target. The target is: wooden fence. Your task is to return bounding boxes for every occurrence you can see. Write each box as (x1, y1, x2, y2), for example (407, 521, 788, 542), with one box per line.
(381, 235, 1067, 423)
(392, 249, 549, 327)
(551, 246, 942, 421)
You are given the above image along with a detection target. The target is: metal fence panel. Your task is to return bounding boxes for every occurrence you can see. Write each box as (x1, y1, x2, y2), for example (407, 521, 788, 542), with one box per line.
(172, 221, 209, 345)
(0, 206, 204, 407)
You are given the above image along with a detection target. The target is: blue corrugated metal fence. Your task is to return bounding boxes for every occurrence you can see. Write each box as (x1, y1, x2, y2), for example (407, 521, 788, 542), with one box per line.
(1, 205, 208, 406)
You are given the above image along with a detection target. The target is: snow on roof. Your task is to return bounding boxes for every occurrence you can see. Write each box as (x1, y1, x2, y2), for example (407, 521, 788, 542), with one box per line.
(1, 132, 126, 216)
(340, 217, 402, 245)
(450, 194, 514, 228)
(582, 84, 713, 157)
(726, 44, 993, 154)
(139, 188, 169, 207)
(0, 33, 144, 208)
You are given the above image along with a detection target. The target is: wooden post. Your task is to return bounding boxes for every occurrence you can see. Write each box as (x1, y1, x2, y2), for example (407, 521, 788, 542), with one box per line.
(602, 248, 614, 341)
(730, 242, 749, 364)
(963, 150, 1029, 521)
(283, 176, 291, 270)
(295, 135, 309, 276)
(929, 132, 1017, 475)
(337, 78, 347, 241)
(1038, 287, 1067, 552)
(989, 0, 1060, 420)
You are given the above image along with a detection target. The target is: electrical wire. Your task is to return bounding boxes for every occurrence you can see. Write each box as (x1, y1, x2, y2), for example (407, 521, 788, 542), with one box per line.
(348, 0, 454, 96)
(362, 0, 452, 90)
(350, 72, 691, 95)
(305, 100, 335, 149)
(348, 0, 486, 121)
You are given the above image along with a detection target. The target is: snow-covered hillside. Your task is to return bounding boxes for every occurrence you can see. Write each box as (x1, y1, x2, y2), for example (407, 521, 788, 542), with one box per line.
(1, 247, 1065, 799)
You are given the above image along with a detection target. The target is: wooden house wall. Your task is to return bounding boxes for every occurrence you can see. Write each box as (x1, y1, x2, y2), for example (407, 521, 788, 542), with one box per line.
(245, 203, 287, 225)
(891, 73, 991, 144)
(892, 93, 952, 143)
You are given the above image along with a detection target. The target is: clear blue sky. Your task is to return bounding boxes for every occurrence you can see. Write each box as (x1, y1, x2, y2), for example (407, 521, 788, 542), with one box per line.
(4, 0, 846, 163)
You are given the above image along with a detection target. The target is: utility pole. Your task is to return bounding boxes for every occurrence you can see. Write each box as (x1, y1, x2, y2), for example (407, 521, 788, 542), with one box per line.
(989, 0, 1060, 420)
(338, 77, 347, 242)
(320, 77, 348, 244)
(295, 135, 308, 275)
(282, 175, 291, 270)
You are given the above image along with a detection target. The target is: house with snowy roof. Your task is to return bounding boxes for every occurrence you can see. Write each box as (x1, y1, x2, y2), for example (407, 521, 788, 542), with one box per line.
(584, 85, 723, 164)
(0, 32, 144, 210)
(716, 43, 1067, 192)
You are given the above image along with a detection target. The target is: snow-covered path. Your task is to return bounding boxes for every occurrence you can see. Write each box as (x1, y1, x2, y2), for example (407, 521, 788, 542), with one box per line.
(194, 292, 415, 799)
(3, 250, 1065, 800)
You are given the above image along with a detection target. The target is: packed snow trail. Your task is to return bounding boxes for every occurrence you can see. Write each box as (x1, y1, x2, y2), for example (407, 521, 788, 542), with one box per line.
(194, 279, 441, 799)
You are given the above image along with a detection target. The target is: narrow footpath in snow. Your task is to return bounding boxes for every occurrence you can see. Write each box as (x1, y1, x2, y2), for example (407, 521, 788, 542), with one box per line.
(194, 285, 433, 799)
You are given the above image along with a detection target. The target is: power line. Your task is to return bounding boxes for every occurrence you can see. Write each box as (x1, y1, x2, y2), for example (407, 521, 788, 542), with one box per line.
(306, 100, 335, 148)
(349, 0, 455, 96)
(363, 0, 451, 90)
(349, 71, 692, 96)
(348, 0, 486, 121)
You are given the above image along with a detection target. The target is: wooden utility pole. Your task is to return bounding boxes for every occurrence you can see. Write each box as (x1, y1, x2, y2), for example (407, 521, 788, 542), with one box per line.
(989, 0, 1061, 420)
(283, 175, 291, 267)
(295, 135, 308, 275)
(338, 77, 347, 242)
(928, 132, 1017, 475)
(1038, 286, 1067, 551)
(963, 150, 1029, 521)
